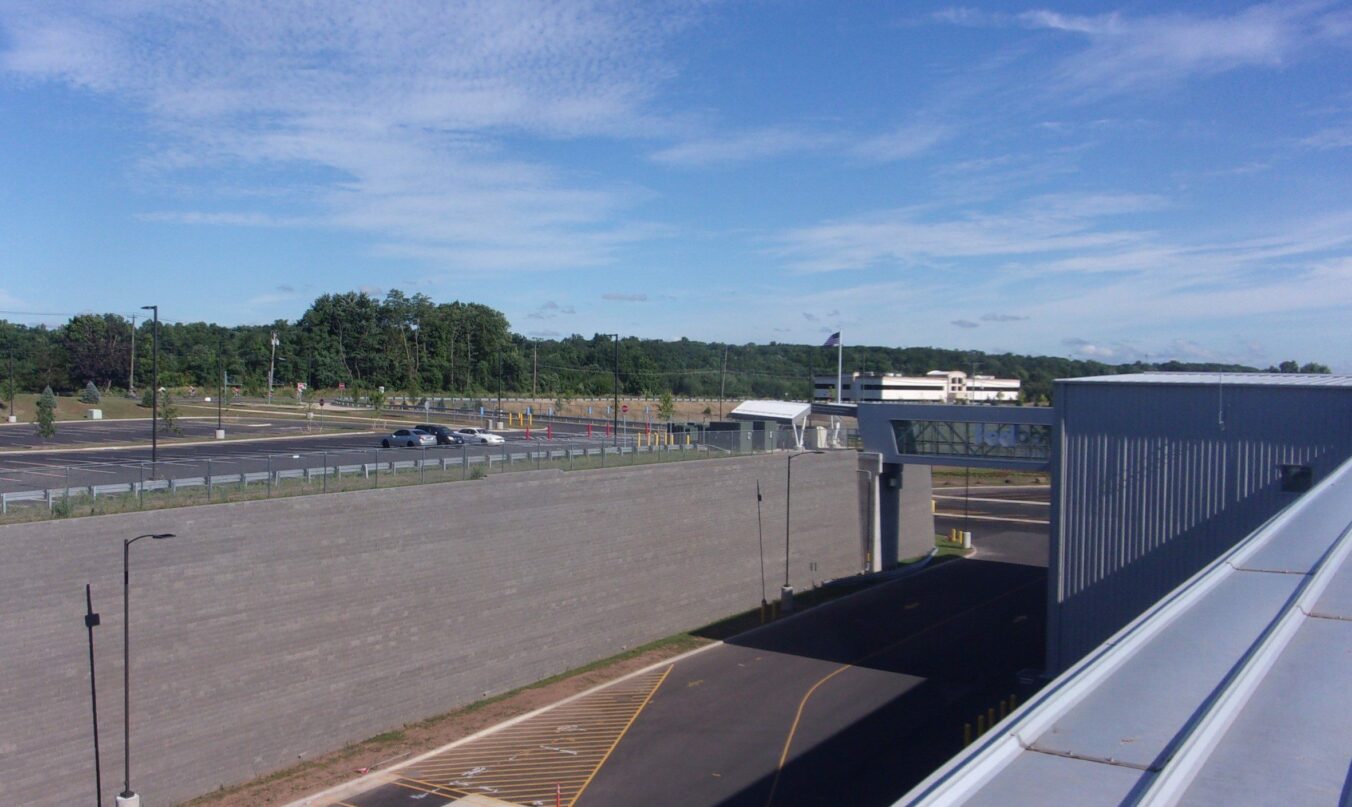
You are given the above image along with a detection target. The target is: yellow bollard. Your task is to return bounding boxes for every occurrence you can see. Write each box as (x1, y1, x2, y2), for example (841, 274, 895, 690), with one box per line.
(685, 433, 691, 445)
(964, 723, 972, 746)
(1000, 699, 1008, 719)
(977, 714, 986, 735)
(528, 413, 533, 427)
(988, 707, 996, 727)
(1010, 693, 1018, 710)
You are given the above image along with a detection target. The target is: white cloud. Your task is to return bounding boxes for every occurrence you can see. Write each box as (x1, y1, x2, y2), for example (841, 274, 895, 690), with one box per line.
(1017, 5, 1331, 95)
(852, 122, 949, 161)
(650, 127, 835, 166)
(0, 2, 703, 271)
(1301, 124, 1352, 150)
(773, 192, 1167, 273)
(951, 319, 980, 328)
(602, 292, 647, 302)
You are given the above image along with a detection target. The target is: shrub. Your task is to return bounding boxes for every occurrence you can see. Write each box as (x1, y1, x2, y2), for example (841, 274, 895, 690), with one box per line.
(80, 381, 102, 404)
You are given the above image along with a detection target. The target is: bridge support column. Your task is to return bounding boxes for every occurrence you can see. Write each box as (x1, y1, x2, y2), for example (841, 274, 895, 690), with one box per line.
(869, 461, 935, 570)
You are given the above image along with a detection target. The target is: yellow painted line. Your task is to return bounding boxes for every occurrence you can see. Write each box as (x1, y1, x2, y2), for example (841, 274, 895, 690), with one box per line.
(569, 665, 671, 806)
(391, 777, 469, 799)
(764, 579, 1045, 806)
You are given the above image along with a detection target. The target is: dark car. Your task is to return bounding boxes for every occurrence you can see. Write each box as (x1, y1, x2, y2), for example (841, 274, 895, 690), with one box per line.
(415, 424, 465, 445)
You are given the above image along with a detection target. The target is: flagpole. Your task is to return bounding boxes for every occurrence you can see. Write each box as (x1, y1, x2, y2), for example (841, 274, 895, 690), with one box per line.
(836, 331, 843, 404)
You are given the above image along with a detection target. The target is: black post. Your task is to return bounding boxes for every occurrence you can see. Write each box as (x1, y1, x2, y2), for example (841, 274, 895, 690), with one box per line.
(7, 350, 14, 414)
(612, 334, 619, 447)
(496, 351, 503, 425)
(217, 335, 224, 432)
(85, 584, 103, 807)
(756, 480, 766, 606)
(785, 456, 792, 588)
(140, 306, 159, 469)
(121, 539, 131, 800)
(121, 532, 174, 803)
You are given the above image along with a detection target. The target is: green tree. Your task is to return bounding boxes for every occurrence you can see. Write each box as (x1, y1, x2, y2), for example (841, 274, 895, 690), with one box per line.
(159, 390, 183, 436)
(368, 388, 387, 414)
(35, 386, 57, 438)
(140, 387, 154, 408)
(80, 380, 101, 404)
(658, 390, 675, 422)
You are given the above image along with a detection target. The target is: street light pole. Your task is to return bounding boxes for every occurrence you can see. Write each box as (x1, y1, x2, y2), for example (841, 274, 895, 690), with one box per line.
(783, 450, 825, 611)
(217, 335, 224, 433)
(612, 334, 620, 448)
(85, 584, 104, 807)
(120, 532, 175, 807)
(267, 332, 278, 405)
(139, 306, 159, 469)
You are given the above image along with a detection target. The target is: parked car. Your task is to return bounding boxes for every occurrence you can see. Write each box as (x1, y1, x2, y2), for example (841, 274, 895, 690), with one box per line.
(382, 428, 436, 448)
(454, 427, 505, 445)
(415, 424, 465, 445)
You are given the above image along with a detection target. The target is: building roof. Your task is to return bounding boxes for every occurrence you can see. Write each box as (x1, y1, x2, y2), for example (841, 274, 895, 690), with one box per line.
(895, 453, 1352, 806)
(727, 400, 812, 424)
(1060, 371, 1352, 388)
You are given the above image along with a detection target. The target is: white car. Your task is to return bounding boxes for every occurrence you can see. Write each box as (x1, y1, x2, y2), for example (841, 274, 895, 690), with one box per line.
(455, 428, 505, 445)
(382, 428, 436, 448)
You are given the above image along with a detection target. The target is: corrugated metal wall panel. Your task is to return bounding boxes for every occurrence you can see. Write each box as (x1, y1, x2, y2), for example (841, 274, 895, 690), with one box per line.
(1048, 383, 1352, 671)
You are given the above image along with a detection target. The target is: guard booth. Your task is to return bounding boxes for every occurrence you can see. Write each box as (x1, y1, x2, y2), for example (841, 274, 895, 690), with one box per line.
(728, 400, 811, 449)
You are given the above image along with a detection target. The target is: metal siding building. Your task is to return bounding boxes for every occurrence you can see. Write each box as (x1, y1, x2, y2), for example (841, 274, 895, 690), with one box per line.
(1048, 373, 1352, 671)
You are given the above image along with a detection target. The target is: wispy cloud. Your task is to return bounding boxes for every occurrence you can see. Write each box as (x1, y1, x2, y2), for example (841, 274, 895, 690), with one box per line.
(933, 4, 1346, 97)
(981, 312, 1028, 322)
(602, 292, 647, 302)
(1019, 5, 1336, 95)
(851, 122, 950, 161)
(650, 127, 835, 166)
(1301, 124, 1352, 150)
(773, 192, 1167, 273)
(951, 319, 980, 329)
(0, 2, 703, 271)
(527, 300, 576, 320)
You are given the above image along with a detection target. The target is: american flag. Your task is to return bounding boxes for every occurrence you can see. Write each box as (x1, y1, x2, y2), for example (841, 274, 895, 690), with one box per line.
(822, 331, 841, 347)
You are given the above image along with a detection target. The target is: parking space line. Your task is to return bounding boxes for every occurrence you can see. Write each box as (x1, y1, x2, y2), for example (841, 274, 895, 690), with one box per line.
(384, 667, 670, 807)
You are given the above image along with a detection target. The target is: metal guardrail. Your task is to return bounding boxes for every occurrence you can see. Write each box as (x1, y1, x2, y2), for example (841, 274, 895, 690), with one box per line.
(0, 441, 738, 517)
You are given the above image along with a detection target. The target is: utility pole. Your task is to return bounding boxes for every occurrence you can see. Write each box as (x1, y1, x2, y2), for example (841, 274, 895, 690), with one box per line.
(612, 334, 620, 447)
(140, 305, 159, 469)
(84, 584, 104, 807)
(128, 315, 136, 396)
(719, 344, 728, 419)
(267, 331, 278, 405)
(496, 350, 503, 424)
(217, 335, 225, 434)
(532, 340, 538, 400)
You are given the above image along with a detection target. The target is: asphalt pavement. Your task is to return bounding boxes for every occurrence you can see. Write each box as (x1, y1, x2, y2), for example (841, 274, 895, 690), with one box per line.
(316, 557, 1047, 807)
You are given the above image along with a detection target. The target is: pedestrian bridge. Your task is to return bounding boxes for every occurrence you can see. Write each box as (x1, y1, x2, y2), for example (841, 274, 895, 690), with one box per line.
(814, 401, 1055, 471)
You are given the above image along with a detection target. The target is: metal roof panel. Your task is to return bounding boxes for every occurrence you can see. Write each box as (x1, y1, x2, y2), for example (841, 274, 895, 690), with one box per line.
(1177, 617, 1352, 807)
(1024, 571, 1301, 768)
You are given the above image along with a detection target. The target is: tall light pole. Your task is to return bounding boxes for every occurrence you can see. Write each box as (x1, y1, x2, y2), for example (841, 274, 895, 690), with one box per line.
(612, 334, 620, 447)
(267, 332, 279, 405)
(783, 450, 825, 611)
(120, 532, 175, 807)
(217, 334, 225, 436)
(139, 306, 159, 469)
(84, 584, 104, 807)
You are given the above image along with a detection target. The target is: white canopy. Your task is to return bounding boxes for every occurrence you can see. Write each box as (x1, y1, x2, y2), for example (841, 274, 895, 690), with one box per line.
(729, 400, 812, 449)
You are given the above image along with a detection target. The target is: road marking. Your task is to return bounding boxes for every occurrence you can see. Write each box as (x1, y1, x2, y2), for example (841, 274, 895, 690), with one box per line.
(764, 578, 1046, 806)
(380, 667, 670, 807)
(932, 495, 1048, 506)
(934, 511, 1050, 525)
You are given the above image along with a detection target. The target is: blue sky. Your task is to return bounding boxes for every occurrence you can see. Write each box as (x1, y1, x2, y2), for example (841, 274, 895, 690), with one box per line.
(1, 1, 1350, 369)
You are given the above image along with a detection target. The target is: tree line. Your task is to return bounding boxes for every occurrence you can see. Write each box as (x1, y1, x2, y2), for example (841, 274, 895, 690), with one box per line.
(0, 289, 1332, 408)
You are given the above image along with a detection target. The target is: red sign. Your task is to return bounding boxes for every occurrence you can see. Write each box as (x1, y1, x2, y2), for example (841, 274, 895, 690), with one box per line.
(621, 404, 629, 413)
(338, 382, 346, 391)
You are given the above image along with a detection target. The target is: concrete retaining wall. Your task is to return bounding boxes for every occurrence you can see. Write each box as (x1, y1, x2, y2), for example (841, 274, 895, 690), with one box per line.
(1, 451, 862, 806)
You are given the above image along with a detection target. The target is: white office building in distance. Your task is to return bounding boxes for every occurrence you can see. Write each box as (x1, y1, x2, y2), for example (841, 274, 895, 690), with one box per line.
(812, 370, 1021, 404)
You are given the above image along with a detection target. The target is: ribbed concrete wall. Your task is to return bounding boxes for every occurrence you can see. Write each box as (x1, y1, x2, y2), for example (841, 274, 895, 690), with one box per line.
(1049, 382, 1352, 671)
(0, 451, 862, 807)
